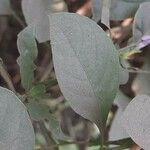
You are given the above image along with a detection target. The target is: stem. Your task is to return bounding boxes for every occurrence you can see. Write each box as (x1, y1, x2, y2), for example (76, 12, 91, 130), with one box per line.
(127, 68, 150, 74)
(38, 78, 58, 89)
(10, 8, 26, 28)
(100, 129, 105, 150)
(40, 61, 54, 82)
(39, 121, 58, 150)
(0, 58, 16, 93)
(118, 43, 137, 52)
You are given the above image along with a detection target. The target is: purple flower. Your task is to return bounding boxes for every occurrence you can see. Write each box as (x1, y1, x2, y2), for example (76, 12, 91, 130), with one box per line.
(137, 35, 150, 49)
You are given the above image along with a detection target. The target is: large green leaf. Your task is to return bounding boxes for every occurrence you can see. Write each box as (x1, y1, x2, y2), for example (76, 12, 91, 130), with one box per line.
(133, 2, 150, 41)
(0, 87, 35, 150)
(17, 26, 38, 91)
(21, 0, 67, 43)
(122, 95, 150, 149)
(0, 0, 11, 15)
(49, 13, 119, 129)
(92, 0, 139, 22)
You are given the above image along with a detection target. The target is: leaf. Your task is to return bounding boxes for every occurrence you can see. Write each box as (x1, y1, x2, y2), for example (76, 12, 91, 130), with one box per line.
(122, 95, 150, 150)
(92, 0, 139, 22)
(22, 0, 67, 43)
(0, 0, 11, 15)
(133, 2, 150, 42)
(27, 100, 69, 140)
(49, 12, 119, 129)
(110, 0, 139, 20)
(27, 101, 50, 121)
(0, 87, 35, 150)
(17, 26, 38, 91)
(109, 91, 130, 140)
(27, 84, 46, 98)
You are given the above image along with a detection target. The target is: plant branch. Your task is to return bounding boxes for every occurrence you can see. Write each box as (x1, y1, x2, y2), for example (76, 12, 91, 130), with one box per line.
(40, 61, 54, 82)
(10, 8, 26, 28)
(0, 58, 16, 93)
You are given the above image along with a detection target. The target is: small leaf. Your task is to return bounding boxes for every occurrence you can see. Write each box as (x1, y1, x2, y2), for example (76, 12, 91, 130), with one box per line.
(27, 100, 50, 121)
(122, 95, 150, 149)
(0, 87, 35, 150)
(0, 0, 11, 15)
(133, 2, 150, 42)
(27, 84, 46, 98)
(17, 26, 38, 91)
(49, 13, 119, 129)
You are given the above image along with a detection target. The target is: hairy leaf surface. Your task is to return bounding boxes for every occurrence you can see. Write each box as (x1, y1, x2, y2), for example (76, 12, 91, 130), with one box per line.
(0, 87, 35, 150)
(49, 13, 119, 129)
(122, 95, 150, 150)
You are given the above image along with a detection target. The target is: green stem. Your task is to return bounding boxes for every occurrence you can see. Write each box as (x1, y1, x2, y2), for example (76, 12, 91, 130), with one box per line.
(39, 78, 58, 88)
(99, 125, 106, 150)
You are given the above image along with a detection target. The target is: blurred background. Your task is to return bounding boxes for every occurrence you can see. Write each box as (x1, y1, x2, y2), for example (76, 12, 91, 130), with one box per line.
(0, 0, 150, 150)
